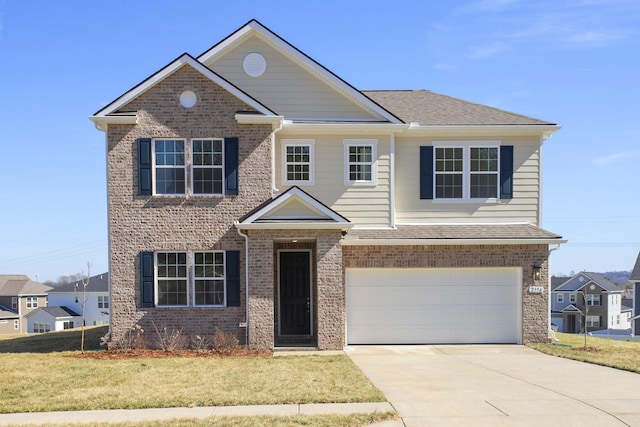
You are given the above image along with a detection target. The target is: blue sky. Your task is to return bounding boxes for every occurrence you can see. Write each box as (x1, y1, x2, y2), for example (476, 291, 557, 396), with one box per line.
(0, 0, 638, 281)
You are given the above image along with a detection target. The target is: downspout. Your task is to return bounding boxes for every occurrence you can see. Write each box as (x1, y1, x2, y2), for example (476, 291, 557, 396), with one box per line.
(236, 226, 250, 347)
(389, 132, 396, 228)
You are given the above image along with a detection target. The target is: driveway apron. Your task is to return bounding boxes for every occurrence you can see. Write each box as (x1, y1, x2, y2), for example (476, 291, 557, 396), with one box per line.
(347, 345, 640, 427)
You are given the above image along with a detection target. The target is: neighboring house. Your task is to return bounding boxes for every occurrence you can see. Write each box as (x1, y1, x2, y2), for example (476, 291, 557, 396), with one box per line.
(47, 273, 110, 327)
(551, 272, 629, 334)
(89, 19, 565, 350)
(0, 275, 52, 334)
(631, 251, 640, 336)
(24, 306, 82, 333)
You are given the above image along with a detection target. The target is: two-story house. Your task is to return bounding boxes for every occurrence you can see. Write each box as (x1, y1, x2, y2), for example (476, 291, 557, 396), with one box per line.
(631, 251, 640, 336)
(29, 272, 110, 332)
(551, 272, 628, 334)
(90, 20, 565, 350)
(0, 275, 52, 334)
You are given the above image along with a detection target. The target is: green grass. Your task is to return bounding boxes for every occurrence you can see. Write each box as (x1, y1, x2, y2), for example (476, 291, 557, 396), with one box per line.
(528, 332, 640, 373)
(0, 325, 107, 353)
(7, 412, 398, 427)
(0, 327, 385, 414)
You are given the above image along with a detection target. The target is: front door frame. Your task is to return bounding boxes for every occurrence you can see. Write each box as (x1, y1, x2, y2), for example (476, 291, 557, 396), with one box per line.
(277, 249, 314, 339)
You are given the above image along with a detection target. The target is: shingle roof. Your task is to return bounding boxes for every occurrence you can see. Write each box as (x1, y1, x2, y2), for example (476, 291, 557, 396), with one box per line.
(48, 273, 109, 293)
(35, 306, 81, 318)
(362, 90, 555, 126)
(551, 276, 570, 290)
(0, 305, 18, 318)
(345, 223, 562, 241)
(555, 272, 622, 292)
(630, 251, 640, 281)
(0, 275, 52, 297)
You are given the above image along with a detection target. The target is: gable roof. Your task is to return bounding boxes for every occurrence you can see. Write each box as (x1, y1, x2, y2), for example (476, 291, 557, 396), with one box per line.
(363, 90, 555, 126)
(0, 275, 52, 297)
(236, 186, 351, 230)
(25, 306, 81, 319)
(631, 251, 640, 281)
(48, 273, 109, 294)
(554, 272, 622, 292)
(0, 305, 18, 318)
(91, 53, 276, 123)
(198, 19, 402, 124)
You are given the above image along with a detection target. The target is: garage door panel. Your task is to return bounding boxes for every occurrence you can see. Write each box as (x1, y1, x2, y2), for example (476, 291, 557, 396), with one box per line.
(346, 268, 521, 345)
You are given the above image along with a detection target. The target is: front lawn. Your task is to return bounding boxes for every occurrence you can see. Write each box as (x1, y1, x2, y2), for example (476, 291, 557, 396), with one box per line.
(528, 332, 640, 373)
(0, 328, 385, 414)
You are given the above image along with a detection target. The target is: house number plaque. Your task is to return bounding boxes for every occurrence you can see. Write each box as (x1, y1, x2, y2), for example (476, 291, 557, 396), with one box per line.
(528, 286, 544, 294)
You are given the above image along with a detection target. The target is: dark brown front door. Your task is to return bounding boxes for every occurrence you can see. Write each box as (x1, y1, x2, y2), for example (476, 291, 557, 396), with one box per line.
(279, 251, 311, 336)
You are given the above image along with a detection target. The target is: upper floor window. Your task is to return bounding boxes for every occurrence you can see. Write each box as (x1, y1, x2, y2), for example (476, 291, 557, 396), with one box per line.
(570, 293, 576, 303)
(192, 139, 223, 195)
(98, 295, 109, 309)
(26, 297, 37, 309)
(282, 139, 315, 185)
(344, 139, 377, 186)
(153, 139, 186, 195)
(556, 294, 564, 303)
(11, 297, 17, 310)
(433, 142, 499, 200)
(586, 294, 601, 306)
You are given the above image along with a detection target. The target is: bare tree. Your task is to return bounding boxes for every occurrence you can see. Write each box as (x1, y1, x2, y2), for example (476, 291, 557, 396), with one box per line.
(75, 263, 91, 353)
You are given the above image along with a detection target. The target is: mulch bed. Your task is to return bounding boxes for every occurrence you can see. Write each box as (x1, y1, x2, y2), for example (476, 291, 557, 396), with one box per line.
(72, 348, 272, 359)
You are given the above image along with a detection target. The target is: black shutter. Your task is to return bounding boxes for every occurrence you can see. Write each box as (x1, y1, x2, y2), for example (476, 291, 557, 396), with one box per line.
(419, 146, 434, 200)
(226, 250, 241, 307)
(140, 252, 155, 308)
(138, 138, 152, 195)
(500, 145, 514, 200)
(224, 137, 239, 195)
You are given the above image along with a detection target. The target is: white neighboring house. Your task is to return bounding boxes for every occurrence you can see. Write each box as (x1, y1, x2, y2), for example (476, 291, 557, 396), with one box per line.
(631, 252, 640, 336)
(25, 306, 82, 333)
(46, 273, 109, 327)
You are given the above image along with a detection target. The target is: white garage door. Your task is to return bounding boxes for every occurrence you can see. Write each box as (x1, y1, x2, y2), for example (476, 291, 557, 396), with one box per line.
(346, 268, 521, 345)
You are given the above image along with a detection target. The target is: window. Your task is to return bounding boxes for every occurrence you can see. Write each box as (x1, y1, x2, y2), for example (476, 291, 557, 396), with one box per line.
(11, 297, 17, 310)
(63, 321, 74, 330)
(586, 294, 601, 306)
(434, 142, 499, 200)
(156, 252, 188, 307)
(139, 137, 238, 197)
(570, 294, 576, 303)
(26, 297, 37, 309)
(192, 139, 223, 195)
(153, 139, 186, 195)
(140, 250, 240, 309)
(98, 296, 109, 309)
(556, 294, 564, 303)
(586, 315, 600, 327)
(34, 322, 50, 333)
(344, 139, 377, 185)
(194, 252, 225, 306)
(282, 139, 315, 185)
(14, 320, 19, 330)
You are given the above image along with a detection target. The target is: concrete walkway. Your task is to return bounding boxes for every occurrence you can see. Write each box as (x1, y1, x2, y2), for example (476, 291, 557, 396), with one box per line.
(347, 345, 640, 427)
(0, 402, 395, 426)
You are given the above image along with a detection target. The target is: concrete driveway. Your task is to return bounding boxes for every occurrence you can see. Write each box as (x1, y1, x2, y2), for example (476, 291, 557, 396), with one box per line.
(347, 345, 640, 427)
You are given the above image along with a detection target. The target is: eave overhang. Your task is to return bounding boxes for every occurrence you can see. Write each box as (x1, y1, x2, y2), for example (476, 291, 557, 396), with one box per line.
(342, 238, 567, 246)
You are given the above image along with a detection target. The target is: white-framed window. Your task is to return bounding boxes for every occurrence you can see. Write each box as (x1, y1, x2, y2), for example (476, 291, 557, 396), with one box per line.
(11, 297, 17, 310)
(191, 138, 224, 195)
(34, 322, 50, 333)
(156, 252, 189, 307)
(282, 139, 315, 185)
(433, 141, 500, 200)
(13, 319, 19, 330)
(62, 321, 74, 330)
(556, 294, 564, 303)
(153, 139, 186, 195)
(193, 252, 225, 307)
(586, 294, 601, 306)
(26, 297, 37, 309)
(586, 315, 600, 327)
(154, 251, 227, 308)
(570, 293, 576, 303)
(98, 296, 109, 309)
(344, 139, 377, 185)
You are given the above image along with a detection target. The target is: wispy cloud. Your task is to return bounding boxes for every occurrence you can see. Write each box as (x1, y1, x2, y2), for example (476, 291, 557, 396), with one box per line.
(593, 150, 640, 167)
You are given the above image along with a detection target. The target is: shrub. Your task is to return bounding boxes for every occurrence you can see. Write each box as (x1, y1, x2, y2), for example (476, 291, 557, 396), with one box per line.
(152, 322, 187, 351)
(212, 329, 239, 354)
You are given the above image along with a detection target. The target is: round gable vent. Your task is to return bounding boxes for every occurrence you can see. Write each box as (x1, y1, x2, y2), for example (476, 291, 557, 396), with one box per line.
(179, 90, 197, 109)
(243, 53, 266, 77)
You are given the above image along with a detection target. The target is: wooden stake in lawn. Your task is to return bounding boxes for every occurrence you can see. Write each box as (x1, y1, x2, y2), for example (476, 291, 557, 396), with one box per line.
(76, 263, 91, 354)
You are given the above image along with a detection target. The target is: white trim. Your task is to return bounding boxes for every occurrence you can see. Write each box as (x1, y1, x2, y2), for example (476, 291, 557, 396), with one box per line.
(277, 249, 314, 338)
(152, 138, 187, 196)
(190, 138, 225, 197)
(343, 238, 567, 246)
(281, 139, 315, 186)
(91, 54, 275, 118)
(236, 222, 352, 231)
(235, 114, 284, 125)
(343, 139, 378, 186)
(191, 251, 226, 308)
(389, 133, 396, 228)
(154, 251, 189, 308)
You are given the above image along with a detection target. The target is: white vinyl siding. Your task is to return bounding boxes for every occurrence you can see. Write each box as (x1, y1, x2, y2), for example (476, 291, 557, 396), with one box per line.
(276, 135, 391, 227)
(205, 36, 380, 121)
(395, 136, 541, 224)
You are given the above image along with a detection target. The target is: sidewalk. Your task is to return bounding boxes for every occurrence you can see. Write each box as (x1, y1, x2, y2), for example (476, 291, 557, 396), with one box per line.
(0, 402, 397, 426)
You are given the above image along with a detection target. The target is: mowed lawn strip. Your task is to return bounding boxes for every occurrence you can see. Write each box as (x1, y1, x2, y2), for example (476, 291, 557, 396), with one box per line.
(528, 332, 640, 373)
(0, 351, 384, 413)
